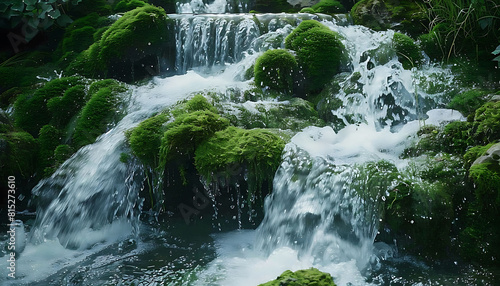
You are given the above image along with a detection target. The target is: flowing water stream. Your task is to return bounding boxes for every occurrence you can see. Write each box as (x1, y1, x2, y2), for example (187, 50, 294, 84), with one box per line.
(1, 1, 498, 285)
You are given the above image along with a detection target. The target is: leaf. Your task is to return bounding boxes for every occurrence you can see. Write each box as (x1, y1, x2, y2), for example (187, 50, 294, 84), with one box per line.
(478, 18, 492, 30)
(56, 14, 72, 26)
(492, 45, 500, 55)
(24, 0, 38, 5)
(11, 2, 25, 12)
(48, 9, 60, 19)
(0, 3, 9, 13)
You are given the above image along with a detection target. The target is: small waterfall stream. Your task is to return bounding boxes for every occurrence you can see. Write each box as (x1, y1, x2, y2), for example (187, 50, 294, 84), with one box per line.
(1, 2, 490, 285)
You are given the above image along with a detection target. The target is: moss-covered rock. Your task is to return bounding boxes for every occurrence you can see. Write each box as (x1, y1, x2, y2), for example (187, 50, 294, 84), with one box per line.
(311, 0, 345, 14)
(128, 113, 169, 167)
(14, 77, 83, 136)
(253, 0, 297, 13)
(0, 131, 38, 179)
(392, 32, 423, 69)
(254, 49, 298, 94)
(37, 124, 62, 176)
(47, 84, 87, 128)
(258, 268, 336, 286)
(472, 101, 500, 144)
(285, 20, 345, 95)
(68, 5, 174, 82)
(195, 126, 285, 179)
(159, 110, 230, 167)
(114, 0, 147, 12)
(219, 97, 324, 131)
(448, 89, 489, 118)
(351, 0, 427, 36)
(72, 79, 126, 148)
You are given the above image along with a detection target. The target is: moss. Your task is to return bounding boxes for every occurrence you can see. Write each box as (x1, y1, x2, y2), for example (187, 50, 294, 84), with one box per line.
(300, 7, 316, 13)
(0, 87, 24, 109)
(171, 94, 218, 117)
(392, 32, 423, 70)
(67, 0, 113, 18)
(285, 20, 345, 95)
(351, 0, 427, 36)
(464, 143, 496, 168)
(258, 268, 336, 286)
(194, 126, 286, 195)
(312, 0, 345, 14)
(0, 66, 43, 93)
(47, 85, 87, 128)
(253, 0, 297, 13)
(114, 0, 147, 12)
(14, 77, 83, 136)
(441, 121, 473, 154)
(254, 49, 298, 94)
(68, 5, 172, 81)
(98, 5, 170, 66)
(159, 110, 230, 166)
(473, 101, 500, 143)
(0, 131, 38, 178)
(418, 24, 449, 61)
(128, 113, 169, 167)
(54, 144, 74, 165)
(38, 125, 62, 176)
(72, 80, 126, 148)
(448, 89, 489, 117)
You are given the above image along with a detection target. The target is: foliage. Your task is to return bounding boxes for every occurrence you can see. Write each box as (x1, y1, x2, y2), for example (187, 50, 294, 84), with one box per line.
(392, 32, 423, 69)
(159, 110, 230, 167)
(300, 7, 316, 13)
(311, 0, 345, 14)
(258, 268, 336, 286)
(284, 20, 345, 95)
(72, 80, 126, 148)
(424, 0, 500, 61)
(254, 49, 298, 94)
(14, 76, 83, 136)
(493, 44, 500, 66)
(464, 142, 496, 167)
(351, 0, 427, 36)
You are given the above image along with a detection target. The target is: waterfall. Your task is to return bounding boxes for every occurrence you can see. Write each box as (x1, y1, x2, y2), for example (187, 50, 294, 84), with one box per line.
(176, 0, 253, 14)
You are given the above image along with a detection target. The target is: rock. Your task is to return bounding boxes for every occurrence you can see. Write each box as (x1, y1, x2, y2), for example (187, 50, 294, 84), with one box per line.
(258, 268, 336, 286)
(472, 143, 500, 166)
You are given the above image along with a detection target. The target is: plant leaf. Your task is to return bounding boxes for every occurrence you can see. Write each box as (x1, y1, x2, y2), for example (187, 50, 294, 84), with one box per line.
(492, 45, 500, 55)
(56, 14, 73, 26)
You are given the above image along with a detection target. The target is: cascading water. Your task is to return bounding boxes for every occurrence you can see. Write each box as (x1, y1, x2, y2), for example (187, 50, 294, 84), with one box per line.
(176, 0, 253, 14)
(2, 5, 491, 286)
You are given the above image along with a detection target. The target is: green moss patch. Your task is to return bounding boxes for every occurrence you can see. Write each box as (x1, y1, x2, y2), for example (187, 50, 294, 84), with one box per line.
(254, 49, 298, 94)
(392, 32, 423, 70)
(312, 0, 345, 14)
(72, 79, 126, 148)
(259, 268, 336, 286)
(284, 20, 345, 95)
(0, 131, 38, 178)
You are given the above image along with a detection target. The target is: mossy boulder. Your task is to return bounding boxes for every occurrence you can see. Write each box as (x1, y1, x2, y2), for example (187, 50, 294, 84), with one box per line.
(128, 113, 169, 167)
(392, 32, 423, 70)
(351, 0, 427, 36)
(311, 0, 345, 14)
(254, 49, 298, 94)
(258, 268, 336, 286)
(472, 101, 500, 144)
(253, 0, 297, 13)
(448, 89, 489, 118)
(159, 110, 230, 166)
(0, 131, 38, 179)
(68, 5, 174, 82)
(38, 124, 63, 176)
(13, 77, 84, 136)
(285, 20, 345, 95)
(72, 79, 126, 148)
(114, 0, 147, 12)
(220, 97, 324, 131)
(47, 85, 87, 128)
(195, 126, 286, 181)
